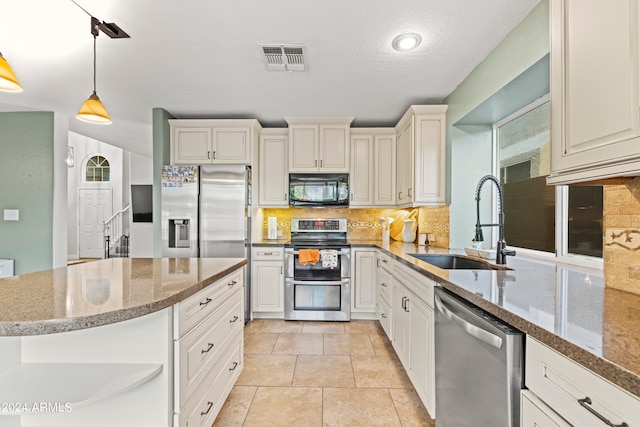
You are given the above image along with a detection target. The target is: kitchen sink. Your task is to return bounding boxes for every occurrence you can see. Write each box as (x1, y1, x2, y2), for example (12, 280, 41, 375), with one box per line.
(408, 254, 507, 270)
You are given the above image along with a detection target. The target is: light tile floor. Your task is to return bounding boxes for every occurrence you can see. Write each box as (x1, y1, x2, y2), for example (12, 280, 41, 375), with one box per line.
(212, 319, 436, 427)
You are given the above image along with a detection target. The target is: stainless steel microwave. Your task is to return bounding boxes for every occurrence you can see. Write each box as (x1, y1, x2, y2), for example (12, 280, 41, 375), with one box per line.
(289, 173, 349, 207)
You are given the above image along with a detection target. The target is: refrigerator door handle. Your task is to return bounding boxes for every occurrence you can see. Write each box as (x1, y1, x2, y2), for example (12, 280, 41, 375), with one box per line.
(434, 294, 502, 349)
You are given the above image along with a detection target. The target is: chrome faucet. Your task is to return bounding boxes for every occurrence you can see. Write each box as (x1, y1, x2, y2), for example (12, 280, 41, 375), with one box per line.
(473, 175, 516, 265)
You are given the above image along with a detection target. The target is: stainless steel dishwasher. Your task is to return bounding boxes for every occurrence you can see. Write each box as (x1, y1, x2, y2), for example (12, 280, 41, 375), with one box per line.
(434, 287, 523, 427)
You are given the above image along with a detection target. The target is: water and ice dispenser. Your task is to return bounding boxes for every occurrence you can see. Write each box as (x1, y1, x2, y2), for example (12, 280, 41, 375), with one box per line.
(169, 219, 191, 248)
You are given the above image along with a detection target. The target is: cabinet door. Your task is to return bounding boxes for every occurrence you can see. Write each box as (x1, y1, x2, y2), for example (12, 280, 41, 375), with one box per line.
(549, 0, 640, 179)
(212, 127, 251, 163)
(251, 261, 284, 312)
(374, 134, 396, 206)
(319, 125, 350, 171)
(259, 134, 288, 206)
(396, 122, 413, 204)
(350, 135, 374, 206)
(353, 249, 376, 311)
(407, 294, 435, 417)
(289, 125, 319, 171)
(392, 282, 410, 367)
(413, 115, 446, 204)
(173, 127, 212, 164)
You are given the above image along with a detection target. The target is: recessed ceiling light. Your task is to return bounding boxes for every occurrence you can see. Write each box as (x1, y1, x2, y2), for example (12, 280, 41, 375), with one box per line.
(392, 33, 422, 51)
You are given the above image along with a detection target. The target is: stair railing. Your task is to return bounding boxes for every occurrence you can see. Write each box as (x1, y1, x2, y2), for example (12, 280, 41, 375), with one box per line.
(103, 205, 130, 259)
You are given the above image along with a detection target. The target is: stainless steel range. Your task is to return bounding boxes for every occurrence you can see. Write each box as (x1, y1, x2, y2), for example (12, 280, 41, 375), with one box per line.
(284, 218, 351, 321)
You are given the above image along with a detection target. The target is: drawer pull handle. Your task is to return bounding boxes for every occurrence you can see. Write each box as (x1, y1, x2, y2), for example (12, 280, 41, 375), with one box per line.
(199, 298, 212, 306)
(201, 343, 214, 354)
(381, 313, 387, 319)
(263, 252, 273, 255)
(228, 280, 237, 287)
(229, 361, 239, 372)
(577, 397, 628, 427)
(381, 283, 387, 287)
(229, 315, 239, 324)
(201, 401, 213, 416)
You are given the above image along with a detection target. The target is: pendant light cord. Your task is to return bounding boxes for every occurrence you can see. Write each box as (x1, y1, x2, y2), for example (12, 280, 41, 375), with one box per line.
(92, 34, 97, 93)
(70, 0, 92, 18)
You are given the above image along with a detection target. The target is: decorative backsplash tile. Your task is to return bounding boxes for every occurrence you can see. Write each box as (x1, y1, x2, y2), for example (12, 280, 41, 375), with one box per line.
(604, 178, 640, 295)
(260, 206, 450, 248)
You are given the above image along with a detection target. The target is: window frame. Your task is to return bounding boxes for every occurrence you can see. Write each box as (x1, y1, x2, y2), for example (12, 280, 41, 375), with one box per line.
(492, 94, 603, 269)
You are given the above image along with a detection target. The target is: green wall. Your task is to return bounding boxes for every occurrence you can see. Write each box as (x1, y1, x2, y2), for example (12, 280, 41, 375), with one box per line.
(0, 112, 55, 274)
(444, 0, 550, 248)
(152, 108, 175, 257)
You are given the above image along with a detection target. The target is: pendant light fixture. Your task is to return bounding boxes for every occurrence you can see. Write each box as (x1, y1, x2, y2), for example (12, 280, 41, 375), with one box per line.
(0, 52, 23, 93)
(77, 17, 112, 124)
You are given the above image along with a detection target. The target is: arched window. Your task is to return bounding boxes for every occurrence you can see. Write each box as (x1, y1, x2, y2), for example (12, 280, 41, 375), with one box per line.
(86, 155, 110, 182)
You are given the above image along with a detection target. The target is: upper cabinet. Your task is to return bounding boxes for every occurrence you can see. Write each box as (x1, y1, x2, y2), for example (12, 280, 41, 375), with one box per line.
(350, 129, 396, 207)
(170, 119, 261, 165)
(259, 129, 289, 207)
(395, 105, 448, 206)
(547, 0, 640, 184)
(285, 117, 354, 172)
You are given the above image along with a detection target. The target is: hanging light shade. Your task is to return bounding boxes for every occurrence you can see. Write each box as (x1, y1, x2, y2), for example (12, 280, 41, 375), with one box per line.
(0, 52, 23, 93)
(77, 91, 111, 124)
(77, 18, 112, 125)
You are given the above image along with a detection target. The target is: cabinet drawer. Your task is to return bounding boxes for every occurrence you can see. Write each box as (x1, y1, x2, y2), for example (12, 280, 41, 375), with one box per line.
(178, 331, 243, 427)
(252, 247, 284, 260)
(526, 337, 640, 427)
(175, 270, 243, 338)
(177, 289, 243, 405)
(377, 266, 392, 302)
(377, 252, 394, 274)
(521, 390, 570, 427)
(376, 295, 392, 339)
(393, 263, 434, 309)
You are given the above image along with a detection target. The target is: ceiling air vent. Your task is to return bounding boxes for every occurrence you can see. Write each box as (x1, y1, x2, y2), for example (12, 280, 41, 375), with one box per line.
(261, 45, 307, 71)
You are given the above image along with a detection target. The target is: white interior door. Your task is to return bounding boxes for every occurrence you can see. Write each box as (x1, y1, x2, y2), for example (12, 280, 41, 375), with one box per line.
(79, 188, 112, 258)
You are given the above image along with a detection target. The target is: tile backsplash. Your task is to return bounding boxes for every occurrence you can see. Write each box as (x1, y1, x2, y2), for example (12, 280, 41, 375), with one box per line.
(603, 178, 640, 295)
(260, 206, 450, 248)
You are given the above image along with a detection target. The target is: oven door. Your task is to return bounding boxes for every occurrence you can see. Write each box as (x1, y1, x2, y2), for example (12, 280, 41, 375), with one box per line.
(284, 278, 351, 321)
(284, 247, 350, 280)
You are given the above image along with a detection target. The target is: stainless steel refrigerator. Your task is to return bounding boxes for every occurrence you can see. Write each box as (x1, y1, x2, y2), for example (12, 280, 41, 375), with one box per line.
(161, 164, 252, 321)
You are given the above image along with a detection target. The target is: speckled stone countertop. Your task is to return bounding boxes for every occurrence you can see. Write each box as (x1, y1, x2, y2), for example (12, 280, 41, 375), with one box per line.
(0, 257, 247, 336)
(343, 240, 640, 399)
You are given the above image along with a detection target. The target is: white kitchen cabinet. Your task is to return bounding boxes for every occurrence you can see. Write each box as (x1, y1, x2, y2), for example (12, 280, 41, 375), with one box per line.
(174, 269, 244, 425)
(374, 133, 397, 206)
(350, 134, 374, 206)
(169, 119, 261, 165)
(521, 390, 571, 427)
(352, 249, 377, 313)
(525, 336, 640, 427)
(285, 117, 353, 172)
(258, 129, 288, 207)
(350, 129, 396, 207)
(395, 105, 448, 206)
(251, 247, 284, 315)
(547, 0, 640, 184)
(376, 252, 394, 339)
(390, 261, 436, 417)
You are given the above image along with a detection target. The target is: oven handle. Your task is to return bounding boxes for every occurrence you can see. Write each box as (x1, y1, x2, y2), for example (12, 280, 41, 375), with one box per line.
(289, 279, 350, 286)
(285, 248, 350, 256)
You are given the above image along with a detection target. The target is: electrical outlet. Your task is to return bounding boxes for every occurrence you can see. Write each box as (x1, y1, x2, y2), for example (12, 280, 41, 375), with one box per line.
(428, 233, 435, 242)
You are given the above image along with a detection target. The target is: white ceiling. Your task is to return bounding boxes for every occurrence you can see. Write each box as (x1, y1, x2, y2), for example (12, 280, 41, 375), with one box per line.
(0, 0, 540, 157)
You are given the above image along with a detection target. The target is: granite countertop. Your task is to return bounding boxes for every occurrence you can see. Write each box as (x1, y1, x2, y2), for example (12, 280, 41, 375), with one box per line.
(347, 239, 640, 399)
(0, 257, 247, 336)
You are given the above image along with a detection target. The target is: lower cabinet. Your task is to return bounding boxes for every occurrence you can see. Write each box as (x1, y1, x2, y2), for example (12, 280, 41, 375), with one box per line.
(352, 249, 377, 313)
(174, 269, 244, 426)
(375, 253, 393, 339)
(390, 261, 436, 418)
(525, 336, 640, 427)
(521, 390, 570, 427)
(251, 247, 284, 316)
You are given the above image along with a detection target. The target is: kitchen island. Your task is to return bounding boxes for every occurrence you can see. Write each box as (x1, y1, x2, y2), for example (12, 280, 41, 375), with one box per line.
(0, 257, 246, 427)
